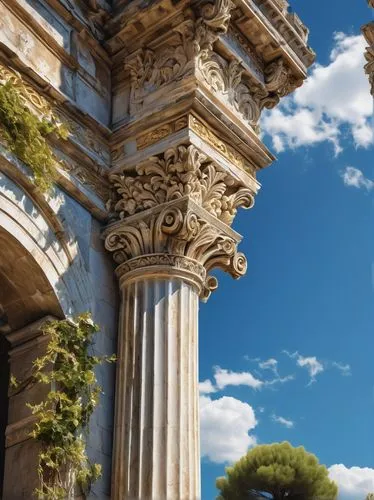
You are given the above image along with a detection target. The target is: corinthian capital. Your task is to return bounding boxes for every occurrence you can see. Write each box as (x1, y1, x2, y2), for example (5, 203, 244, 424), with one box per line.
(103, 198, 246, 301)
(105, 144, 253, 299)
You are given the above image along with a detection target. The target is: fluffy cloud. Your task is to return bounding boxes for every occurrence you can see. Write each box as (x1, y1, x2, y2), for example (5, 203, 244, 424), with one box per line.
(271, 414, 294, 428)
(329, 464, 374, 499)
(296, 355, 324, 380)
(200, 365, 294, 394)
(341, 166, 374, 191)
(262, 33, 373, 154)
(213, 366, 264, 390)
(200, 395, 257, 463)
(199, 379, 217, 394)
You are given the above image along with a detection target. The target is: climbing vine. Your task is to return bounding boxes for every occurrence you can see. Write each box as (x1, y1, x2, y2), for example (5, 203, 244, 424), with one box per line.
(24, 313, 115, 499)
(0, 81, 68, 191)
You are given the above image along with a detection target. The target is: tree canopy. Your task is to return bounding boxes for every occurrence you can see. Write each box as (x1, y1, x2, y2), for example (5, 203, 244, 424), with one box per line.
(216, 442, 338, 500)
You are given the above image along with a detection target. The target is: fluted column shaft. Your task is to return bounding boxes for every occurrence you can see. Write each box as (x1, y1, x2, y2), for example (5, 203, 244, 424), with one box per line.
(112, 276, 200, 500)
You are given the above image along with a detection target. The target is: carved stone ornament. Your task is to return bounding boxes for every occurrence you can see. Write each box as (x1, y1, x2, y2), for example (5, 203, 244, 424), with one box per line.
(124, 0, 303, 131)
(109, 145, 254, 226)
(197, 52, 303, 129)
(125, 0, 235, 115)
(104, 197, 247, 301)
(365, 47, 374, 96)
(363, 23, 374, 96)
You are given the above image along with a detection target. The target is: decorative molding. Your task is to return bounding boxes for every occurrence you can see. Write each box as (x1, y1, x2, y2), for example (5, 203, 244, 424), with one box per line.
(109, 144, 254, 225)
(125, 0, 235, 116)
(189, 115, 255, 175)
(104, 198, 247, 300)
(125, 21, 197, 116)
(365, 48, 374, 96)
(363, 22, 374, 96)
(136, 116, 188, 150)
(252, 0, 315, 65)
(197, 52, 303, 129)
(0, 62, 109, 200)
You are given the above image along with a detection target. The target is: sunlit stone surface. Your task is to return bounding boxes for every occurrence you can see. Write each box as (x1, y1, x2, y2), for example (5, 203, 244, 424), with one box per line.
(0, 0, 313, 497)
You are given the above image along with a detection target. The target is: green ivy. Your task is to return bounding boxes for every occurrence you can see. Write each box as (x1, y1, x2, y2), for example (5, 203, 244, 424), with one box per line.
(25, 313, 115, 499)
(0, 81, 68, 191)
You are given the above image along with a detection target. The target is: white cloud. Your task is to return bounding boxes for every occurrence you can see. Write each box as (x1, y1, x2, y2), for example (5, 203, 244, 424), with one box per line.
(329, 464, 374, 499)
(341, 166, 374, 191)
(265, 374, 295, 386)
(283, 351, 352, 384)
(201, 365, 294, 395)
(213, 366, 264, 390)
(271, 414, 294, 428)
(262, 33, 374, 154)
(200, 395, 257, 463)
(199, 379, 217, 394)
(332, 362, 352, 376)
(297, 355, 324, 379)
(259, 358, 279, 376)
(283, 351, 324, 384)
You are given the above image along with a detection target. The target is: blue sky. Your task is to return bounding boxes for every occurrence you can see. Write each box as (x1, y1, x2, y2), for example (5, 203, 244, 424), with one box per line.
(199, 1, 374, 499)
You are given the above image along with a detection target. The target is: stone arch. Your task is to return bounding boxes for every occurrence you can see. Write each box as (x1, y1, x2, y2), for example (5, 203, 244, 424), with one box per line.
(0, 164, 94, 497)
(0, 164, 94, 319)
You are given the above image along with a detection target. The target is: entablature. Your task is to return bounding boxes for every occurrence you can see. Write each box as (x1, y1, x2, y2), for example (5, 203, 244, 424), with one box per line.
(109, 0, 314, 142)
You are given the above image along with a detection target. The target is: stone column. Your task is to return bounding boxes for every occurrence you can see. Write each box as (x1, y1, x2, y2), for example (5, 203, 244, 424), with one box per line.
(104, 0, 314, 497)
(113, 277, 199, 499)
(104, 171, 249, 499)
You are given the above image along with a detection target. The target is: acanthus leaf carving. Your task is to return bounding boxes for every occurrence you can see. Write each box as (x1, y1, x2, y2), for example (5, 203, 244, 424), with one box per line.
(265, 58, 304, 98)
(104, 199, 247, 301)
(365, 47, 374, 95)
(125, 0, 235, 116)
(109, 145, 254, 226)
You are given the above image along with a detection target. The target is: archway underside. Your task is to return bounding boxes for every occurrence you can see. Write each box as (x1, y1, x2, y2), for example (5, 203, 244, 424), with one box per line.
(0, 227, 63, 333)
(0, 226, 63, 498)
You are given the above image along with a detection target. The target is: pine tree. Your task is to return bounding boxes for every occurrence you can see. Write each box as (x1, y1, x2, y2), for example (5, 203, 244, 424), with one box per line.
(216, 442, 338, 500)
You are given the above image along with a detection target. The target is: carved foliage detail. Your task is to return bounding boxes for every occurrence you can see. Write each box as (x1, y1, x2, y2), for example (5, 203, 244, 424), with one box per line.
(124, 0, 302, 131)
(110, 145, 254, 225)
(197, 54, 303, 129)
(365, 46, 374, 96)
(104, 204, 247, 299)
(125, 0, 234, 115)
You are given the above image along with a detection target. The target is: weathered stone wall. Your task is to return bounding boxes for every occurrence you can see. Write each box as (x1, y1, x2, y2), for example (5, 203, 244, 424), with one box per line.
(0, 164, 117, 497)
(0, 0, 314, 497)
(0, 0, 111, 125)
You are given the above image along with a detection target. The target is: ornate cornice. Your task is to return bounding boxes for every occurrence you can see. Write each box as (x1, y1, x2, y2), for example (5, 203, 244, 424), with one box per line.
(103, 197, 246, 301)
(125, 29, 301, 132)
